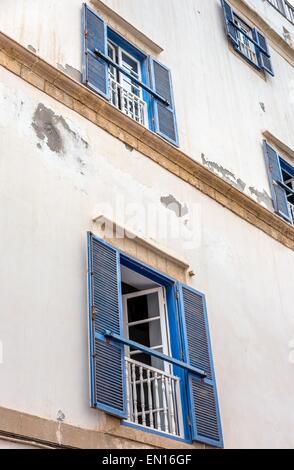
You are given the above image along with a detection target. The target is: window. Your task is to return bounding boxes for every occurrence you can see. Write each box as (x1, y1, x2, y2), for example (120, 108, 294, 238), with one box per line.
(221, 0, 274, 76)
(87, 233, 223, 447)
(82, 4, 179, 146)
(267, 0, 294, 26)
(263, 141, 294, 224)
(107, 40, 147, 126)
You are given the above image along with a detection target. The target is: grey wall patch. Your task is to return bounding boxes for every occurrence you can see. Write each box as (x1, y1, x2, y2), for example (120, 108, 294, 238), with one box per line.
(249, 187, 272, 210)
(160, 195, 188, 217)
(27, 44, 37, 53)
(57, 63, 82, 82)
(259, 102, 266, 113)
(32, 103, 89, 155)
(201, 153, 246, 192)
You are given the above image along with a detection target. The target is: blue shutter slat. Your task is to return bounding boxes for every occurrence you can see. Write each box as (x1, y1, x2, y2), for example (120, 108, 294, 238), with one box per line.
(252, 29, 274, 76)
(179, 284, 223, 448)
(263, 141, 292, 222)
(88, 233, 127, 419)
(221, 0, 239, 48)
(82, 4, 109, 98)
(150, 58, 179, 146)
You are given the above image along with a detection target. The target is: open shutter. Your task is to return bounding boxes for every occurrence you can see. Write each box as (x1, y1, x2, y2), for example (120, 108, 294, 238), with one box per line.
(221, 0, 238, 48)
(252, 29, 274, 76)
(263, 141, 292, 221)
(82, 4, 109, 98)
(178, 284, 223, 448)
(87, 233, 127, 418)
(150, 58, 179, 146)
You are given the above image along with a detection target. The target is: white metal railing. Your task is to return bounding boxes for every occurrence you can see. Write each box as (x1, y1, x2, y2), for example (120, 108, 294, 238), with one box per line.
(236, 29, 258, 65)
(289, 202, 294, 224)
(109, 76, 147, 126)
(267, 0, 294, 24)
(125, 357, 182, 437)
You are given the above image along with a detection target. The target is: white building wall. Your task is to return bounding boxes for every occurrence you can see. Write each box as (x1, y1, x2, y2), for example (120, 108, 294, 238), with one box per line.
(0, 0, 294, 449)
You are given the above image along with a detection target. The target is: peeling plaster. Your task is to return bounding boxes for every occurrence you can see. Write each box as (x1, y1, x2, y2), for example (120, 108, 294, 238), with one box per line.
(57, 63, 82, 82)
(125, 143, 134, 152)
(201, 153, 246, 192)
(160, 194, 188, 217)
(249, 186, 272, 210)
(27, 44, 37, 53)
(32, 103, 88, 155)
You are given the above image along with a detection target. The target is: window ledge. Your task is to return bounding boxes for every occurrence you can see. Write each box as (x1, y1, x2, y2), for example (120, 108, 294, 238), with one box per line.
(0, 31, 294, 251)
(93, 214, 190, 271)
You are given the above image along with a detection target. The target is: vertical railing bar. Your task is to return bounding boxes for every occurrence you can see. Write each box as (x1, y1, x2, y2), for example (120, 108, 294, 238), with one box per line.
(132, 363, 138, 424)
(161, 375, 169, 433)
(168, 377, 176, 435)
(154, 372, 161, 431)
(147, 369, 154, 429)
(139, 366, 146, 427)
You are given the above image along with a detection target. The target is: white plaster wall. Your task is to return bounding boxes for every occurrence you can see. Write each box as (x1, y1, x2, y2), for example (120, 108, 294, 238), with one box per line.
(1, 0, 294, 208)
(0, 65, 294, 448)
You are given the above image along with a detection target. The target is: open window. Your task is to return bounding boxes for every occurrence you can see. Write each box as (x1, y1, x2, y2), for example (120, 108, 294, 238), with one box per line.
(221, 0, 274, 76)
(82, 3, 179, 146)
(87, 233, 223, 447)
(263, 140, 294, 224)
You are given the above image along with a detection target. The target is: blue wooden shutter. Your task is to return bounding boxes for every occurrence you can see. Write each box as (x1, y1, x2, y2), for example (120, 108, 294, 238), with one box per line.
(252, 29, 274, 76)
(150, 58, 179, 146)
(178, 284, 223, 448)
(263, 141, 292, 221)
(87, 233, 127, 418)
(82, 4, 109, 98)
(221, 0, 238, 48)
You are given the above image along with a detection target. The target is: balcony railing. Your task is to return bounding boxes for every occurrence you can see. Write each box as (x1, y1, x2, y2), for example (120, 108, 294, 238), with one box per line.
(125, 357, 182, 437)
(267, 0, 294, 25)
(109, 76, 147, 126)
(289, 202, 294, 224)
(236, 29, 258, 65)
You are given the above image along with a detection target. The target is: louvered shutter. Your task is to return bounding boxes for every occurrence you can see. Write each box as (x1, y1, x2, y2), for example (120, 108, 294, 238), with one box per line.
(178, 284, 223, 448)
(263, 141, 292, 221)
(221, 0, 238, 48)
(82, 4, 109, 98)
(252, 29, 274, 76)
(150, 58, 179, 146)
(87, 233, 127, 418)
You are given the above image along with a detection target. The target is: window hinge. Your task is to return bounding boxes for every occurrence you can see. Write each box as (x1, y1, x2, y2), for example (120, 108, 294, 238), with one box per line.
(181, 350, 185, 361)
(176, 289, 179, 300)
(188, 415, 192, 428)
(91, 306, 95, 321)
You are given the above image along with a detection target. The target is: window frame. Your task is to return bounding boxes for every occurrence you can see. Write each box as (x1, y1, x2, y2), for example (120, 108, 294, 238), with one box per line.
(107, 28, 153, 131)
(119, 251, 191, 442)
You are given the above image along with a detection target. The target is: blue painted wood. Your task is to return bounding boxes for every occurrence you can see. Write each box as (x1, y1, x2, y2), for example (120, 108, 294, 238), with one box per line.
(87, 232, 127, 419)
(263, 141, 292, 222)
(103, 331, 206, 377)
(95, 50, 168, 105)
(178, 284, 223, 448)
(221, 0, 239, 47)
(149, 58, 179, 147)
(252, 29, 274, 76)
(82, 3, 109, 99)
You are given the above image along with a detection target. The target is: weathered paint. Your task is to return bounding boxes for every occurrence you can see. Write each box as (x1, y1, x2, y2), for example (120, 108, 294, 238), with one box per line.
(0, 0, 294, 450)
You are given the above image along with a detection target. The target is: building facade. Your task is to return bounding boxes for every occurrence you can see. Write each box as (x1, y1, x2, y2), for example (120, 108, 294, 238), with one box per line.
(0, 0, 294, 449)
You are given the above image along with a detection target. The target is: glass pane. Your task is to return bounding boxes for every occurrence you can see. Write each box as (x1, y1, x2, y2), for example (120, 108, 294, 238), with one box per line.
(129, 319, 162, 348)
(127, 292, 160, 323)
(121, 52, 138, 76)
